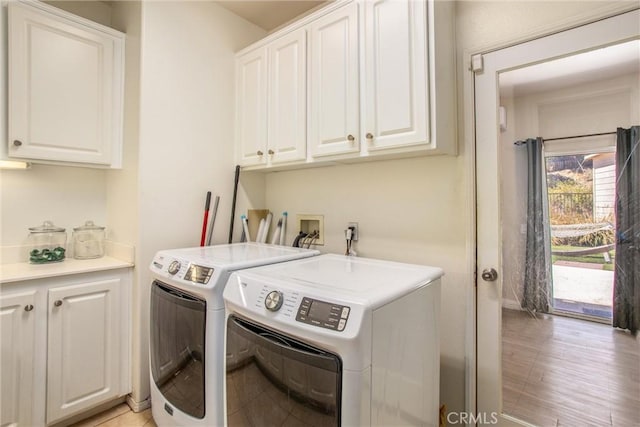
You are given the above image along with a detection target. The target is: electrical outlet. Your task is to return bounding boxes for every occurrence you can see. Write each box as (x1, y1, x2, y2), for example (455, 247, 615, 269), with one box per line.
(348, 222, 358, 241)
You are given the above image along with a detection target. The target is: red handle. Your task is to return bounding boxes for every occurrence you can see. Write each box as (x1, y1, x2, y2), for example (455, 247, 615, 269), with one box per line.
(200, 192, 212, 246)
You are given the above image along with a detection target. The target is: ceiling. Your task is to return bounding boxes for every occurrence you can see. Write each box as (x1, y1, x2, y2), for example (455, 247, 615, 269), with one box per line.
(500, 40, 640, 97)
(216, 1, 327, 32)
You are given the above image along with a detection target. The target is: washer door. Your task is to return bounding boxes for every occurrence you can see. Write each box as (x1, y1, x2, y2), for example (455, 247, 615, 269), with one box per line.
(150, 281, 206, 419)
(226, 315, 342, 426)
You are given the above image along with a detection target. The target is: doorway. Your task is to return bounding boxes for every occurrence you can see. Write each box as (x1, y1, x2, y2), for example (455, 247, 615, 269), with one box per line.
(546, 148, 615, 321)
(473, 9, 640, 426)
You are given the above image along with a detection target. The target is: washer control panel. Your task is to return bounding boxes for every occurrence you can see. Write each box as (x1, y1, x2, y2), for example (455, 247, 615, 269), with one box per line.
(183, 264, 214, 284)
(151, 255, 214, 285)
(296, 297, 350, 332)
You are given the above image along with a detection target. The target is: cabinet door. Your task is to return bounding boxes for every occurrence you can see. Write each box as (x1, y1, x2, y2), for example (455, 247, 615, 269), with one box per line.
(0, 292, 36, 427)
(236, 47, 268, 167)
(268, 29, 307, 164)
(363, 0, 427, 151)
(47, 279, 120, 424)
(309, 3, 360, 158)
(8, 2, 123, 166)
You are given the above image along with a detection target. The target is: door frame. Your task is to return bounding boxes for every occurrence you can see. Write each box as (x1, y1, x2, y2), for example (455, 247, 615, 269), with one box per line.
(462, 5, 640, 421)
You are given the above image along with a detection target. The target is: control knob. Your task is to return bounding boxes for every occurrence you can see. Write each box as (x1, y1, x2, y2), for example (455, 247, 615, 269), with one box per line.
(265, 290, 284, 312)
(168, 260, 181, 275)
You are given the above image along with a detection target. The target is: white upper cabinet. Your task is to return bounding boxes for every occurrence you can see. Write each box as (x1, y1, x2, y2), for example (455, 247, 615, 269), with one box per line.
(308, 2, 360, 158)
(234, 0, 456, 170)
(7, 1, 124, 168)
(236, 29, 307, 167)
(363, 0, 427, 152)
(236, 47, 268, 167)
(268, 28, 307, 165)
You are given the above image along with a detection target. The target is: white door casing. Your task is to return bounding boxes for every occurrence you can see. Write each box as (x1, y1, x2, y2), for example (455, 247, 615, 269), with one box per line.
(474, 9, 640, 423)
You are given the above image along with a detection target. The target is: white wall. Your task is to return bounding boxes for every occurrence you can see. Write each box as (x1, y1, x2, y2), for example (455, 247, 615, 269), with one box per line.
(500, 72, 639, 304)
(131, 0, 265, 402)
(263, 155, 470, 410)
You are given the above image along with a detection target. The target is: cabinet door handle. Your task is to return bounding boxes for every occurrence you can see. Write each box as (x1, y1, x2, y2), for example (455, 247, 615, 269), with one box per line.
(366, 133, 374, 140)
(268, 149, 274, 155)
(347, 134, 355, 142)
(256, 150, 264, 156)
(54, 300, 63, 307)
(24, 304, 34, 312)
(13, 140, 23, 147)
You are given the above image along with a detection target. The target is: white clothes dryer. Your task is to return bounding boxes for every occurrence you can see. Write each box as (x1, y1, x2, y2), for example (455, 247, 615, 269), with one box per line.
(223, 254, 443, 427)
(148, 243, 319, 427)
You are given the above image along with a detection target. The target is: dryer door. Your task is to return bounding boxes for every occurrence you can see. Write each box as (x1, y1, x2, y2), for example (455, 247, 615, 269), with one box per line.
(150, 281, 206, 419)
(226, 315, 342, 426)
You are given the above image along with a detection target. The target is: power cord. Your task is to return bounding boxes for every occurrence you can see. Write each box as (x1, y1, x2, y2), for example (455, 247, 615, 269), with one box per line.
(345, 227, 356, 256)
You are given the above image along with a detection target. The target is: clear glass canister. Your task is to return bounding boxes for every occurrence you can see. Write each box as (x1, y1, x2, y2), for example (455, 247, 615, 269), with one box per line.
(73, 220, 105, 259)
(28, 221, 67, 263)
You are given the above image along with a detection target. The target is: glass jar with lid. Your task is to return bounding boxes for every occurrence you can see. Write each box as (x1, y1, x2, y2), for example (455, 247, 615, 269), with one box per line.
(28, 221, 67, 263)
(72, 220, 105, 259)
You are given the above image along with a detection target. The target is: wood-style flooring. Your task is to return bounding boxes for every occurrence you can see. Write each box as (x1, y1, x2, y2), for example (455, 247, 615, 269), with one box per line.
(70, 404, 156, 427)
(502, 308, 640, 426)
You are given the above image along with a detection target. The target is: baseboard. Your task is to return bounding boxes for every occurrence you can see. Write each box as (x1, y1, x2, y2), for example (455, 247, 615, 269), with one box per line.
(502, 299, 522, 311)
(126, 395, 151, 413)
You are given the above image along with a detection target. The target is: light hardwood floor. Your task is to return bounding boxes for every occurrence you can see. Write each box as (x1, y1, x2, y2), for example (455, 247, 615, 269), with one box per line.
(502, 308, 640, 426)
(70, 404, 156, 427)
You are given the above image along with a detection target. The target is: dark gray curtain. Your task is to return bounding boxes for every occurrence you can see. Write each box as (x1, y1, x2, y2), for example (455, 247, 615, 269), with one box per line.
(522, 137, 553, 313)
(613, 126, 640, 333)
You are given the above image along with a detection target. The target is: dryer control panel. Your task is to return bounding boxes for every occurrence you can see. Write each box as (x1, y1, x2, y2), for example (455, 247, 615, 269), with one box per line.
(296, 297, 350, 332)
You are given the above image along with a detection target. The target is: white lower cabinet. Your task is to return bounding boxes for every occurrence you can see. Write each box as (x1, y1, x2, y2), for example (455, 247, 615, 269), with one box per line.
(0, 291, 36, 427)
(47, 279, 122, 424)
(0, 269, 131, 426)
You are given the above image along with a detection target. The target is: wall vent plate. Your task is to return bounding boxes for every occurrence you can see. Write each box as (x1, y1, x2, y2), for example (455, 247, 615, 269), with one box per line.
(296, 214, 324, 246)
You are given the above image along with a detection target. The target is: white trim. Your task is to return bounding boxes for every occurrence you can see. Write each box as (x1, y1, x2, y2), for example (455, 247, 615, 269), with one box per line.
(462, 51, 478, 421)
(126, 395, 151, 413)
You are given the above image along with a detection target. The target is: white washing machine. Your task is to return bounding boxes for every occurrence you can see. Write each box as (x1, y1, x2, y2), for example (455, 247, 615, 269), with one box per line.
(223, 254, 443, 427)
(148, 243, 319, 427)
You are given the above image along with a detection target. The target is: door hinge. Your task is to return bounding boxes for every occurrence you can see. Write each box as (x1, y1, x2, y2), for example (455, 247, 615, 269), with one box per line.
(470, 54, 483, 73)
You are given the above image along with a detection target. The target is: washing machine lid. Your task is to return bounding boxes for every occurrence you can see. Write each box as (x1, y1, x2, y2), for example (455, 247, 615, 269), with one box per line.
(157, 243, 318, 269)
(235, 254, 443, 309)
(149, 243, 319, 306)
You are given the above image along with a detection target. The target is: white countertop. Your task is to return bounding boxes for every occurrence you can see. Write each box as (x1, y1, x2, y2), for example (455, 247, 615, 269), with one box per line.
(0, 256, 134, 284)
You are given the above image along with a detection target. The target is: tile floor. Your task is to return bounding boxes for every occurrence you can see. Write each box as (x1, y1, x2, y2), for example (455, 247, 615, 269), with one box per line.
(70, 404, 156, 427)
